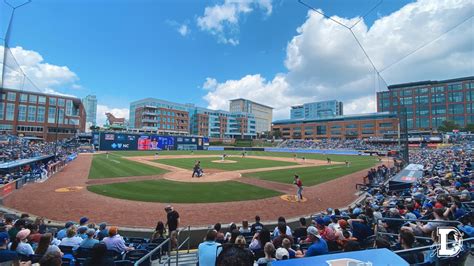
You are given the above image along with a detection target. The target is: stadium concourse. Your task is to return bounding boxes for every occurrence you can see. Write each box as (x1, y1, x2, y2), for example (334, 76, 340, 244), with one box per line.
(0, 137, 473, 265)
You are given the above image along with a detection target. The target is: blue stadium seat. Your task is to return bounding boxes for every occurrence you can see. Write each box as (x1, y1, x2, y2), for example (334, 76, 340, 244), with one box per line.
(124, 249, 149, 262)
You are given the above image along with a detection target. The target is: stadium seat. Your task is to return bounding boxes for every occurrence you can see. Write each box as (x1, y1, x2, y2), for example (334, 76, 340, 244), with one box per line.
(59, 245, 74, 254)
(114, 260, 134, 266)
(30, 254, 44, 263)
(127, 237, 148, 247)
(75, 247, 93, 259)
(106, 249, 124, 260)
(124, 249, 149, 262)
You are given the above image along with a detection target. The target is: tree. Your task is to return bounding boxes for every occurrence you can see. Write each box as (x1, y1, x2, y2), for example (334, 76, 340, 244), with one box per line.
(271, 129, 282, 139)
(437, 120, 459, 132)
(463, 124, 474, 133)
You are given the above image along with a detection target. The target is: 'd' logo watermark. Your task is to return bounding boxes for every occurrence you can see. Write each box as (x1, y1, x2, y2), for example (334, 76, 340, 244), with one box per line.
(436, 227, 463, 258)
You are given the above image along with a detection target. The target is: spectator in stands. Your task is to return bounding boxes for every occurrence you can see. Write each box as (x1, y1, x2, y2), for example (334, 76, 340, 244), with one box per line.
(4, 217, 13, 232)
(276, 247, 290, 260)
(239, 220, 251, 234)
(272, 217, 292, 238)
(35, 233, 62, 257)
(216, 244, 254, 266)
(249, 228, 271, 251)
(59, 227, 82, 249)
(402, 208, 446, 236)
(39, 251, 62, 266)
(34, 217, 47, 234)
(315, 218, 337, 242)
(343, 241, 362, 252)
(80, 229, 99, 249)
(397, 230, 424, 264)
(96, 223, 108, 241)
(293, 217, 308, 242)
(78, 217, 89, 229)
(282, 238, 296, 259)
(151, 221, 167, 243)
(102, 226, 134, 253)
(56, 221, 74, 240)
(27, 223, 41, 244)
(8, 219, 25, 241)
(0, 232, 19, 265)
(256, 242, 276, 264)
(77, 226, 88, 240)
(197, 229, 221, 266)
(224, 223, 237, 243)
(348, 215, 373, 243)
(296, 226, 328, 258)
(83, 243, 115, 266)
(251, 215, 263, 234)
(273, 222, 293, 248)
(213, 223, 225, 244)
(165, 205, 180, 233)
(10, 229, 34, 256)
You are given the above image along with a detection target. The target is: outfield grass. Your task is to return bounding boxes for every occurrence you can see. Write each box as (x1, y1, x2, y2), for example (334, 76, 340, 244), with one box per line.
(87, 179, 282, 203)
(155, 156, 297, 171)
(88, 154, 168, 179)
(112, 150, 375, 163)
(242, 159, 376, 186)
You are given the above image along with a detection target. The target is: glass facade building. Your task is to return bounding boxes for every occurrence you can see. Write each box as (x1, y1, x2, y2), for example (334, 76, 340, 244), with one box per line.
(290, 100, 343, 120)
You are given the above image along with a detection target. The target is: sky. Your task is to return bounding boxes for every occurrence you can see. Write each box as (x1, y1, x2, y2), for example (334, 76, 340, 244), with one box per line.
(0, 0, 473, 126)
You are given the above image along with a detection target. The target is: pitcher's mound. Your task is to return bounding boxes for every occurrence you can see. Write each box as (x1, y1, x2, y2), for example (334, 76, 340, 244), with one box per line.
(211, 160, 237, 164)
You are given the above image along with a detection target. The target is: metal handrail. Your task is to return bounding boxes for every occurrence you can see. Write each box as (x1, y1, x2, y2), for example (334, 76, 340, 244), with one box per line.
(393, 236, 474, 254)
(133, 238, 170, 266)
(174, 226, 191, 265)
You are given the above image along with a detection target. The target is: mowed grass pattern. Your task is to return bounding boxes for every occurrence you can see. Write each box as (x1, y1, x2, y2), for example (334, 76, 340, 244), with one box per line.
(243, 159, 376, 186)
(156, 156, 297, 171)
(88, 154, 168, 179)
(87, 179, 282, 203)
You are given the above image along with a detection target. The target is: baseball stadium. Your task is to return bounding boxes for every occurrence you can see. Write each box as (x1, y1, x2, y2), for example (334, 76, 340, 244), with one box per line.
(0, 0, 474, 266)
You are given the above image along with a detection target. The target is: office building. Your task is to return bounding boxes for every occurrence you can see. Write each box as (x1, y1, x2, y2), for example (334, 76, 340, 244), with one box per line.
(0, 88, 86, 141)
(272, 112, 398, 140)
(377, 76, 474, 130)
(290, 100, 343, 119)
(129, 98, 257, 139)
(82, 95, 97, 126)
(229, 98, 273, 133)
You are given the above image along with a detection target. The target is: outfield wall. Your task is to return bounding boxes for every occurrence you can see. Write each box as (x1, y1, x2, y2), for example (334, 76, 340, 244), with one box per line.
(208, 146, 363, 155)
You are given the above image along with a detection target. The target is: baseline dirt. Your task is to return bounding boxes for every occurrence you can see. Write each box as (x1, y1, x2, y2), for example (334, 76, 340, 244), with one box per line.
(3, 154, 373, 228)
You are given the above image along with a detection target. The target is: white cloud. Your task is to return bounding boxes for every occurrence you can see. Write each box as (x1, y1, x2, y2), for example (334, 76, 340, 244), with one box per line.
(197, 0, 273, 45)
(166, 20, 191, 37)
(0, 46, 79, 93)
(96, 104, 130, 127)
(203, 0, 474, 119)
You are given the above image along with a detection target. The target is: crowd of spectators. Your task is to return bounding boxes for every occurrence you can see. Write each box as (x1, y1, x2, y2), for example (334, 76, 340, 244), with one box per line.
(278, 139, 398, 151)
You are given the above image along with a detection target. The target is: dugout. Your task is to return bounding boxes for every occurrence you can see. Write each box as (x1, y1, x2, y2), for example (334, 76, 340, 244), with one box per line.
(388, 164, 424, 191)
(0, 155, 54, 175)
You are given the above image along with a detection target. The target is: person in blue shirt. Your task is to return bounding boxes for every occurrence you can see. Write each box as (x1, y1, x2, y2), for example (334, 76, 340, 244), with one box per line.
(296, 226, 328, 258)
(56, 221, 74, 240)
(0, 232, 18, 264)
(198, 229, 222, 266)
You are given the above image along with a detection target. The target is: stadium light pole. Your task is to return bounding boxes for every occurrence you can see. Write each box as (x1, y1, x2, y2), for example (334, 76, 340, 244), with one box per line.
(1, 0, 31, 90)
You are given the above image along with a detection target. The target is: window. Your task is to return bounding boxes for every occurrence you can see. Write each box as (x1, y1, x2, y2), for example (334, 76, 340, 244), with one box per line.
(20, 94, 28, 102)
(58, 98, 65, 106)
(18, 105, 27, 121)
(432, 86, 445, 93)
(407, 118, 414, 129)
(29, 95, 37, 104)
(401, 97, 413, 105)
(345, 124, 357, 128)
(467, 89, 474, 102)
(49, 97, 56, 106)
(416, 118, 430, 129)
(6, 104, 15, 121)
(58, 109, 64, 124)
(416, 105, 430, 116)
(27, 106, 36, 122)
(0, 103, 4, 120)
(331, 125, 342, 129)
(7, 92, 16, 101)
(417, 88, 429, 94)
(330, 130, 341, 135)
(432, 93, 445, 103)
(69, 118, 79, 125)
(453, 116, 465, 126)
(37, 106, 45, 122)
(448, 91, 464, 102)
(362, 129, 374, 134)
(447, 83, 462, 91)
(432, 105, 446, 115)
(38, 96, 46, 104)
(402, 90, 413, 97)
(448, 104, 464, 115)
(362, 123, 374, 128)
(316, 125, 326, 135)
(48, 107, 56, 123)
(66, 100, 72, 115)
(379, 122, 393, 128)
(416, 95, 429, 104)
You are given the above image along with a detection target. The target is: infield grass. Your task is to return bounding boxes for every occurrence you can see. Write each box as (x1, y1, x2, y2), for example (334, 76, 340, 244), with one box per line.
(155, 156, 297, 171)
(87, 179, 282, 203)
(88, 153, 168, 179)
(243, 159, 376, 186)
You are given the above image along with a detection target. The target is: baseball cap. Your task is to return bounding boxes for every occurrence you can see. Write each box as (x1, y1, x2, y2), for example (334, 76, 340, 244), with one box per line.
(16, 229, 31, 241)
(315, 218, 325, 226)
(306, 226, 321, 238)
(275, 248, 289, 260)
(352, 208, 362, 215)
(164, 205, 173, 211)
(0, 232, 9, 243)
(79, 217, 89, 225)
(65, 221, 74, 228)
(86, 229, 96, 236)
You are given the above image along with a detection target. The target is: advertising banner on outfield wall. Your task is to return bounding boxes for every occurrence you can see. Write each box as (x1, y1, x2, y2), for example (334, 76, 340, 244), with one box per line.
(96, 132, 208, 151)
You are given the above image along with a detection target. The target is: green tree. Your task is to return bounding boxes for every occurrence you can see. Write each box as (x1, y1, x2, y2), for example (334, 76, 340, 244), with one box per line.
(464, 124, 474, 132)
(437, 120, 459, 132)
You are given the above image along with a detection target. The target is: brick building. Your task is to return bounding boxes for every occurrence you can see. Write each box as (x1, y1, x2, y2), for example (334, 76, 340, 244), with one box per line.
(272, 112, 398, 140)
(0, 88, 86, 141)
(377, 76, 474, 130)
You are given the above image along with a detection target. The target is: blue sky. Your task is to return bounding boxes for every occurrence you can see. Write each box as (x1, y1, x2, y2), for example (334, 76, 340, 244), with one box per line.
(1, 0, 473, 125)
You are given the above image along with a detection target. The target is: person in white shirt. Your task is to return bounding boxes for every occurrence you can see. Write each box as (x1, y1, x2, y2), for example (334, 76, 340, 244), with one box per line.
(59, 227, 83, 249)
(9, 229, 34, 256)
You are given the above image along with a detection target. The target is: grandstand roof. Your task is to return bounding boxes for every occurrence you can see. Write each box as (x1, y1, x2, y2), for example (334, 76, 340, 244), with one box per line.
(272, 112, 396, 125)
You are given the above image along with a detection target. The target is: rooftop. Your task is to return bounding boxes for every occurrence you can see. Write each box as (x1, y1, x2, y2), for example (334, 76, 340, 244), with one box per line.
(1, 87, 81, 100)
(273, 112, 396, 125)
(387, 76, 474, 90)
(229, 98, 273, 109)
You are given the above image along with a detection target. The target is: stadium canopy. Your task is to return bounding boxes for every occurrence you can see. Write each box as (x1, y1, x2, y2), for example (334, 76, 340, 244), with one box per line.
(272, 248, 408, 266)
(0, 155, 54, 172)
(389, 164, 424, 191)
